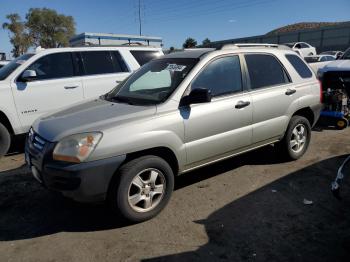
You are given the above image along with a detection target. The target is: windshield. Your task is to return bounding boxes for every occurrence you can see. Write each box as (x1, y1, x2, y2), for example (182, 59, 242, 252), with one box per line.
(341, 48, 350, 60)
(0, 54, 34, 81)
(106, 58, 198, 105)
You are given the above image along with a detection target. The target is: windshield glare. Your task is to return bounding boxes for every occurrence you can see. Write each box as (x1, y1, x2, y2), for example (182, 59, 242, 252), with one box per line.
(107, 58, 198, 105)
(0, 54, 34, 81)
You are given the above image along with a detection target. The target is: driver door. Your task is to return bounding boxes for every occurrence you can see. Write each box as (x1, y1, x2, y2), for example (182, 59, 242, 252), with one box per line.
(183, 55, 253, 168)
(11, 52, 84, 131)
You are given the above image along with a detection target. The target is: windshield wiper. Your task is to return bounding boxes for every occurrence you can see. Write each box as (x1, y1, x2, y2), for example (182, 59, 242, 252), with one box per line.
(110, 96, 135, 105)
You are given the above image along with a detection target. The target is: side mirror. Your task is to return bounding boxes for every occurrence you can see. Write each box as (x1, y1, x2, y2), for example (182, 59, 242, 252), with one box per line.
(20, 70, 37, 82)
(181, 88, 212, 106)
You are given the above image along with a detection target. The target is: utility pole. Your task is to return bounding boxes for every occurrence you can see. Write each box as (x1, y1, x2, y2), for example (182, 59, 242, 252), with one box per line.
(138, 0, 142, 36)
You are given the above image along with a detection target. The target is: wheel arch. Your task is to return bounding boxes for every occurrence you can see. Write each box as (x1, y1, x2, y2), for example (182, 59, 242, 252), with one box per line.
(125, 146, 180, 176)
(0, 110, 14, 135)
(292, 107, 315, 126)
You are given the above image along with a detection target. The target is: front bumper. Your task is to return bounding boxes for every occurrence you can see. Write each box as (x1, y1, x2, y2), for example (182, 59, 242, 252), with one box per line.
(25, 133, 126, 202)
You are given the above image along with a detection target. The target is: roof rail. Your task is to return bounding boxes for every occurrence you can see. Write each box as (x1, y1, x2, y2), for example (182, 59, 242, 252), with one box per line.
(221, 43, 281, 50)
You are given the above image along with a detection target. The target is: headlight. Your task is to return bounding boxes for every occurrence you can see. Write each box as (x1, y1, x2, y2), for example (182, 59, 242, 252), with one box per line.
(53, 132, 102, 163)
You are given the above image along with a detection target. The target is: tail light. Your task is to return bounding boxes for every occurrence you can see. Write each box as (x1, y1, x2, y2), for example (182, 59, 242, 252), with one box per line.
(319, 80, 323, 103)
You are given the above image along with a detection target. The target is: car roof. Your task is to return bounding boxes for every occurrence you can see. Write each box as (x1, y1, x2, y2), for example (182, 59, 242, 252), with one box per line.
(162, 45, 296, 60)
(33, 45, 162, 55)
(163, 48, 215, 59)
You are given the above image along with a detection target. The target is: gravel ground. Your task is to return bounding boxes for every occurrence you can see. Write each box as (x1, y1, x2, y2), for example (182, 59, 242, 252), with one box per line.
(0, 129, 349, 262)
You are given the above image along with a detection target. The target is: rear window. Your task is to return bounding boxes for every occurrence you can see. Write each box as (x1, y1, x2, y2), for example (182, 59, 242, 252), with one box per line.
(130, 50, 161, 66)
(81, 51, 115, 75)
(245, 54, 290, 90)
(285, 54, 313, 78)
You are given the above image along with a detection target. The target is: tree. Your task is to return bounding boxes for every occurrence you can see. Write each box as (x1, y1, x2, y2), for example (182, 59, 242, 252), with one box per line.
(26, 8, 76, 48)
(169, 46, 175, 52)
(2, 13, 31, 57)
(183, 37, 197, 49)
(202, 38, 211, 46)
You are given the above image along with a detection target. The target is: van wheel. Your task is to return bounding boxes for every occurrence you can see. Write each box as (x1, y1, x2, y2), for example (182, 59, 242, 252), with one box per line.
(278, 116, 311, 160)
(108, 155, 174, 222)
(0, 123, 11, 157)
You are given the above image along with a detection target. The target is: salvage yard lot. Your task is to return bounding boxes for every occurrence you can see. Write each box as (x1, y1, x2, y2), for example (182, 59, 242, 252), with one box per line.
(0, 129, 350, 262)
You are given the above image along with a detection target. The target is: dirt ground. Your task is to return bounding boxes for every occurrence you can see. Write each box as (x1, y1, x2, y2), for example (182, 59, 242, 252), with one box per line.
(0, 128, 349, 262)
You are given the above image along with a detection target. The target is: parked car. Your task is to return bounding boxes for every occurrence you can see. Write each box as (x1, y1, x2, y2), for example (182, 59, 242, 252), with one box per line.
(304, 55, 336, 73)
(26, 44, 322, 222)
(0, 60, 9, 69)
(320, 50, 344, 59)
(0, 46, 163, 156)
(285, 42, 317, 57)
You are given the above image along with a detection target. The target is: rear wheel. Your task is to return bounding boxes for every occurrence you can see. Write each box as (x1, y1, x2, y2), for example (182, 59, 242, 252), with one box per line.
(0, 123, 11, 157)
(278, 116, 311, 160)
(107, 155, 174, 222)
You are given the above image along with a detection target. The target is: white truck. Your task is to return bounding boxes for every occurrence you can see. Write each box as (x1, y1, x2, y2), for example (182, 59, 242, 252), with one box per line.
(0, 46, 163, 156)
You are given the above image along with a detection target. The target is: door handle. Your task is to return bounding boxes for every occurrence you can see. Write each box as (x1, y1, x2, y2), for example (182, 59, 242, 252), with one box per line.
(64, 85, 78, 89)
(116, 80, 122, 84)
(235, 101, 250, 109)
(285, 89, 296, 95)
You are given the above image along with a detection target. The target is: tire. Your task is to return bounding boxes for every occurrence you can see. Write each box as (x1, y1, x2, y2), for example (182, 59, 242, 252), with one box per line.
(0, 123, 11, 157)
(278, 116, 311, 160)
(336, 118, 348, 130)
(107, 155, 174, 222)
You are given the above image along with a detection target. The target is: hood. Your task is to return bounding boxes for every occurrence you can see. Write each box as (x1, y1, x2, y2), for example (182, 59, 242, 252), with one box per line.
(33, 98, 157, 142)
(321, 60, 350, 72)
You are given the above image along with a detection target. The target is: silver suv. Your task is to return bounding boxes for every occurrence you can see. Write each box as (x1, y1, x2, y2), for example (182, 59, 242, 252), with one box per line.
(26, 44, 322, 222)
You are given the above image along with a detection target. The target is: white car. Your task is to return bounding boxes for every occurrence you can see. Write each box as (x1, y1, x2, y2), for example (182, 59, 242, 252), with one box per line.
(285, 42, 317, 57)
(320, 50, 344, 59)
(0, 46, 163, 156)
(304, 55, 336, 73)
(0, 60, 9, 69)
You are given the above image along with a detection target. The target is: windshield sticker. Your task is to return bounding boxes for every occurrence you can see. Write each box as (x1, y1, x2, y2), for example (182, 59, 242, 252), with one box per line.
(16, 60, 26, 64)
(166, 64, 186, 72)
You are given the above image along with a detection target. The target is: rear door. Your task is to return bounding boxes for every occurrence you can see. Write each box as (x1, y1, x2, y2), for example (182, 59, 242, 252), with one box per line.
(12, 52, 84, 131)
(244, 53, 294, 143)
(80, 51, 130, 98)
(183, 55, 253, 167)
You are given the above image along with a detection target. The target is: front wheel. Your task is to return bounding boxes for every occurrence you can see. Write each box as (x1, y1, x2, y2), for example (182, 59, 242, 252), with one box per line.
(0, 123, 11, 157)
(107, 155, 174, 222)
(278, 116, 311, 160)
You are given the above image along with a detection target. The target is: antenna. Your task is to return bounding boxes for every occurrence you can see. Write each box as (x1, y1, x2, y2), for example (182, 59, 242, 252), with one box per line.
(138, 0, 142, 35)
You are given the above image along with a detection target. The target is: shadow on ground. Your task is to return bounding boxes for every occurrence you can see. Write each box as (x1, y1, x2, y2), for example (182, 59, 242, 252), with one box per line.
(0, 147, 349, 262)
(145, 155, 350, 262)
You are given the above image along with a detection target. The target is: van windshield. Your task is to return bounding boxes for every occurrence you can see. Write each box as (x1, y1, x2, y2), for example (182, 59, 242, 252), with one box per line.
(106, 58, 198, 105)
(0, 54, 34, 81)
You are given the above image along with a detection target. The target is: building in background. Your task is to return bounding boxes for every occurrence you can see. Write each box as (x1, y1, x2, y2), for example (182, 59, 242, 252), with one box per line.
(70, 32, 163, 47)
(205, 21, 350, 53)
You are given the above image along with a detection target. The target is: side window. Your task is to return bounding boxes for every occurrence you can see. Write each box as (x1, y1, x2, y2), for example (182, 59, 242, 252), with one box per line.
(111, 51, 129, 73)
(300, 43, 309, 48)
(285, 54, 313, 78)
(245, 54, 289, 89)
(294, 43, 301, 49)
(81, 51, 115, 75)
(130, 51, 161, 66)
(191, 56, 242, 97)
(25, 53, 74, 80)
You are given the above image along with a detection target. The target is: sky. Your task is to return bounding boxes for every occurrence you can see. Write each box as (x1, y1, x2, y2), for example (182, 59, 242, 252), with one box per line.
(1, 0, 350, 57)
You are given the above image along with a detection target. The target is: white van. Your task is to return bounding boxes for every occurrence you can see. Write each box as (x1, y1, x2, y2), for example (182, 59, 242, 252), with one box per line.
(0, 46, 163, 156)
